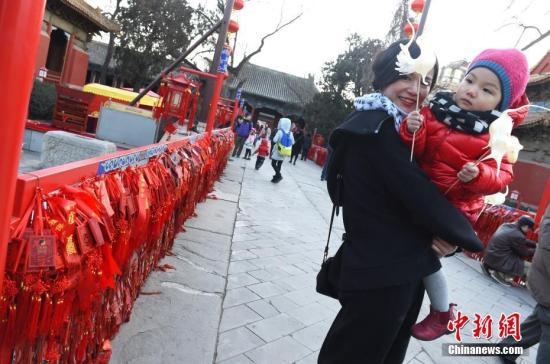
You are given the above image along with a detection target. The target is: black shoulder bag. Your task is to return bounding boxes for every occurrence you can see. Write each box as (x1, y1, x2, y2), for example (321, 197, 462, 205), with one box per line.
(316, 175, 345, 299)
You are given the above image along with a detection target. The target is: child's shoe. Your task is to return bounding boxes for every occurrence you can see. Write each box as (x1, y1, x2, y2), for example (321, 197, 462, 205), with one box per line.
(411, 304, 456, 341)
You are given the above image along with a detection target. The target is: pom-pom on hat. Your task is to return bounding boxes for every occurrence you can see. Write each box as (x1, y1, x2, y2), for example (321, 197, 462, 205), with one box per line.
(467, 48, 529, 112)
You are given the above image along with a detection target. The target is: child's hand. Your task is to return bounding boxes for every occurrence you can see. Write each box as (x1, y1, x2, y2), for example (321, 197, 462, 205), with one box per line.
(432, 237, 457, 257)
(457, 162, 479, 183)
(406, 111, 423, 133)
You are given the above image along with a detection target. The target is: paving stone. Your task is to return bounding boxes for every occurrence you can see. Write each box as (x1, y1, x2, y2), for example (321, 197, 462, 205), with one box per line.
(228, 260, 259, 274)
(268, 295, 301, 313)
(231, 250, 259, 261)
(295, 351, 320, 364)
(227, 273, 261, 289)
(246, 299, 280, 318)
(246, 313, 305, 342)
(244, 336, 312, 364)
(216, 327, 265, 362)
(247, 282, 287, 298)
(218, 354, 255, 364)
(284, 288, 319, 306)
(223, 287, 261, 308)
(249, 247, 282, 258)
(291, 319, 332, 351)
(220, 304, 263, 332)
(287, 302, 335, 326)
(247, 267, 290, 282)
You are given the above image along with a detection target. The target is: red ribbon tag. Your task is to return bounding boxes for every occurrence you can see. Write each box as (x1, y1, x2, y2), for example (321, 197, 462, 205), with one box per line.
(27, 232, 56, 271)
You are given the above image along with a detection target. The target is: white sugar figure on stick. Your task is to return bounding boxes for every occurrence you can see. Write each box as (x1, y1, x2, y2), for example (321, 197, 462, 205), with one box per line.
(395, 20, 437, 161)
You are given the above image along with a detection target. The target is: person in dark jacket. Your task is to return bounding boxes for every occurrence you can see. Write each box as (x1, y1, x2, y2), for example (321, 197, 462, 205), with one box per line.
(482, 216, 536, 283)
(301, 133, 312, 161)
(231, 118, 252, 158)
(498, 205, 550, 364)
(290, 126, 304, 164)
(318, 39, 484, 364)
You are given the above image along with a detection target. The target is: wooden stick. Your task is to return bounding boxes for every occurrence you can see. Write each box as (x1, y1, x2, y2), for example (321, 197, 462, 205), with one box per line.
(409, 77, 422, 162)
(444, 150, 492, 195)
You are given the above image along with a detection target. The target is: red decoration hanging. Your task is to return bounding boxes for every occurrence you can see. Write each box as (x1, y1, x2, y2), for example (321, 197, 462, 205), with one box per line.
(228, 20, 239, 33)
(411, 0, 425, 14)
(233, 0, 244, 10)
(404, 22, 419, 38)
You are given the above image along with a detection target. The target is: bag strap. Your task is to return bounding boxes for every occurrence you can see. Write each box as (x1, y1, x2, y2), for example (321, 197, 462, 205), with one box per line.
(323, 203, 337, 263)
(323, 174, 342, 263)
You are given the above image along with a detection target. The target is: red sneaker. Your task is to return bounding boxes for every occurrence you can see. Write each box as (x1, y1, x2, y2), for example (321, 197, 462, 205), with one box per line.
(411, 304, 456, 341)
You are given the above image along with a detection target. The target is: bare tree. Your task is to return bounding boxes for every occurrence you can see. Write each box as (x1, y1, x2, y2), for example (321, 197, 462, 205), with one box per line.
(100, 0, 122, 84)
(228, 13, 303, 78)
(193, 3, 303, 78)
(385, 0, 410, 44)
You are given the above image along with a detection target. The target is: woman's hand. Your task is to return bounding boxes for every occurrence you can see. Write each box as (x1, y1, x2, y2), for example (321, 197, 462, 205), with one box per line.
(457, 162, 479, 183)
(406, 111, 423, 133)
(432, 237, 458, 257)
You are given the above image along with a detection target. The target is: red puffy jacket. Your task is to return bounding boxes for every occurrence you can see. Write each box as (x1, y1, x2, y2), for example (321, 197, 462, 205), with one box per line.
(399, 105, 527, 224)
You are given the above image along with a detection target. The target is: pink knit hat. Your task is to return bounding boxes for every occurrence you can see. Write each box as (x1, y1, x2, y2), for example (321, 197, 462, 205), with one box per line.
(467, 48, 529, 111)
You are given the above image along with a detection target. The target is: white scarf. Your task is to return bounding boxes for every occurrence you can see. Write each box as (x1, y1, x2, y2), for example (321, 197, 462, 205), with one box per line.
(354, 93, 407, 131)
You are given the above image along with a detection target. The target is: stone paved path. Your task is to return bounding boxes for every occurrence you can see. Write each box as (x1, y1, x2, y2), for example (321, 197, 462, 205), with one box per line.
(216, 157, 538, 364)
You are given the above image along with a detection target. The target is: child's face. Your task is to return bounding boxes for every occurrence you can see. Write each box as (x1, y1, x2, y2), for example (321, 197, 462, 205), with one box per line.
(454, 68, 502, 112)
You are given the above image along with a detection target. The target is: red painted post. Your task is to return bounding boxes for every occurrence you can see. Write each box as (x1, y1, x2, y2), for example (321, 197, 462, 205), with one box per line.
(205, 72, 225, 134)
(229, 99, 239, 130)
(0, 1, 47, 291)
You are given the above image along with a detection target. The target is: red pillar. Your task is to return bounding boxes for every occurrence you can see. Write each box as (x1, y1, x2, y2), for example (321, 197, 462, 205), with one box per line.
(229, 99, 239, 130)
(0, 1, 46, 291)
(205, 72, 225, 134)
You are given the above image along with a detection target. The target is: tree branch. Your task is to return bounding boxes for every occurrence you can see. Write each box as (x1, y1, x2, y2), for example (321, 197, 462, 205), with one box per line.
(521, 28, 550, 51)
(230, 12, 303, 76)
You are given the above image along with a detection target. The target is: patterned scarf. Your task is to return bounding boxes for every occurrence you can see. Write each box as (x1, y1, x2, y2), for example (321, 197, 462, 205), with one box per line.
(354, 93, 407, 131)
(429, 92, 501, 135)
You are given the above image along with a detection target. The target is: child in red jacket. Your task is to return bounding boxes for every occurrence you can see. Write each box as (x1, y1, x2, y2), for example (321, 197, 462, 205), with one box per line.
(254, 132, 270, 170)
(399, 49, 530, 341)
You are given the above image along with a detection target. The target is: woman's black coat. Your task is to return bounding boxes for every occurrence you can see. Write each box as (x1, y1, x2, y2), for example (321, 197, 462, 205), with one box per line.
(327, 110, 484, 291)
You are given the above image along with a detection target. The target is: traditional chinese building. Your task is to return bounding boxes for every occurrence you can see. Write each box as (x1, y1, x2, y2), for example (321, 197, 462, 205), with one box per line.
(34, 0, 119, 86)
(86, 40, 121, 87)
(224, 63, 318, 126)
(436, 60, 468, 92)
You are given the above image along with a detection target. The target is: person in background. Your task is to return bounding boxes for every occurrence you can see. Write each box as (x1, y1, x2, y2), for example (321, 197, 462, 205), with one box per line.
(301, 133, 312, 161)
(253, 131, 270, 170)
(498, 205, 550, 364)
(483, 216, 537, 285)
(243, 128, 257, 160)
(232, 117, 252, 158)
(290, 125, 304, 165)
(270, 117, 294, 183)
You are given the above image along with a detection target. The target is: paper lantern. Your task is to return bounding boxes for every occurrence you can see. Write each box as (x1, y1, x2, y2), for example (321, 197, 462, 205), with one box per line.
(234, 0, 244, 10)
(228, 20, 239, 33)
(404, 22, 419, 38)
(411, 0, 425, 14)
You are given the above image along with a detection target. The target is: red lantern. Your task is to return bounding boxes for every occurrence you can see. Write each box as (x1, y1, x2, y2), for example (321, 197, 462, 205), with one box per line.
(404, 22, 419, 38)
(228, 20, 239, 33)
(233, 0, 244, 10)
(411, 0, 425, 14)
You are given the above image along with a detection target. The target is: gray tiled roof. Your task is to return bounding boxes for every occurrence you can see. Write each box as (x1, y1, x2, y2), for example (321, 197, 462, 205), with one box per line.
(227, 63, 318, 106)
(88, 41, 116, 68)
(58, 0, 120, 33)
